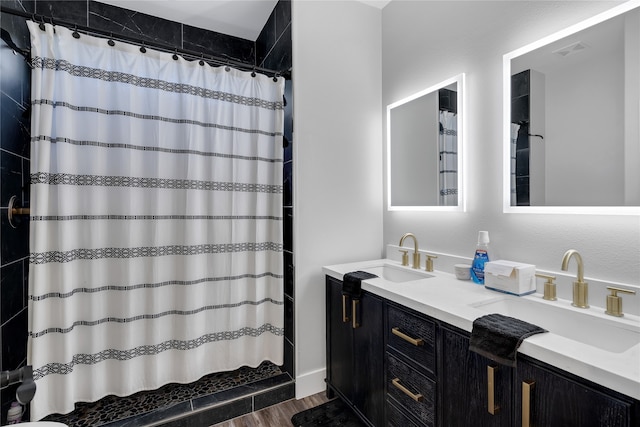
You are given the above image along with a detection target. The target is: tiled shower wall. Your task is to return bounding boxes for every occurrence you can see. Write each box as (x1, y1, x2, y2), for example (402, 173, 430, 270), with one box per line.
(1, 3, 33, 422)
(257, 1, 295, 383)
(511, 70, 531, 206)
(0, 0, 292, 422)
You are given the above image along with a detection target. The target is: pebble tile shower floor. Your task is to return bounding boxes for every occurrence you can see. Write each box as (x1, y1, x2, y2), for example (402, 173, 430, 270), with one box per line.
(42, 361, 283, 426)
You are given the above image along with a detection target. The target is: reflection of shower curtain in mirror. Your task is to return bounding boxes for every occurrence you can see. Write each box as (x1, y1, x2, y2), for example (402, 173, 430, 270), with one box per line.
(439, 111, 458, 206)
(510, 123, 520, 205)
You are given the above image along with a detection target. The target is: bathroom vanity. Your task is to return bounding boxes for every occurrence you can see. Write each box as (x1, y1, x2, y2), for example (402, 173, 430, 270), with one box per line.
(324, 260, 640, 427)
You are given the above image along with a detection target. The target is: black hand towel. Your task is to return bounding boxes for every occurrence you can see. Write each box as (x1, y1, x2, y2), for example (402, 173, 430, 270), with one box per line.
(342, 271, 378, 299)
(469, 313, 546, 367)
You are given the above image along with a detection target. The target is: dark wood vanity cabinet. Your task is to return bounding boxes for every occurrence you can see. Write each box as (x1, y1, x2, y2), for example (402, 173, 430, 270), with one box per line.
(325, 276, 385, 427)
(515, 357, 637, 427)
(441, 325, 513, 427)
(325, 275, 639, 427)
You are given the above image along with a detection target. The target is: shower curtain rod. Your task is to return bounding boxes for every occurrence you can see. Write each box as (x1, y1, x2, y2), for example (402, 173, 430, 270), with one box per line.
(0, 5, 289, 79)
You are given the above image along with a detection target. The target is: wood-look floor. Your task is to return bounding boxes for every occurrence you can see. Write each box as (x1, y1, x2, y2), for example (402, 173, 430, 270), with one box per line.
(211, 391, 331, 427)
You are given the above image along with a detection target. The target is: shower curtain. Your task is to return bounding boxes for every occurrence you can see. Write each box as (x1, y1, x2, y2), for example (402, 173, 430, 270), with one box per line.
(27, 22, 284, 420)
(439, 111, 458, 206)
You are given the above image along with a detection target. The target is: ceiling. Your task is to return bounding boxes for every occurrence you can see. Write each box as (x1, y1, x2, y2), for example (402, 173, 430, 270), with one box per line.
(511, 12, 624, 75)
(99, 0, 391, 41)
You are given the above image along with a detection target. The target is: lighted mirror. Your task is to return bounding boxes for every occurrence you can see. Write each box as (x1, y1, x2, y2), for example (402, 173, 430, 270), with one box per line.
(387, 74, 464, 211)
(504, 2, 640, 214)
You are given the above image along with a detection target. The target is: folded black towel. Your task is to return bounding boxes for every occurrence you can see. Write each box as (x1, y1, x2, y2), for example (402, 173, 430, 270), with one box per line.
(469, 313, 546, 367)
(342, 271, 378, 299)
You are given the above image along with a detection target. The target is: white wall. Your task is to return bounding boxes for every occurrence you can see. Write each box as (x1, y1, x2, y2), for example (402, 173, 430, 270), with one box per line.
(544, 43, 624, 206)
(291, 0, 383, 398)
(382, 1, 640, 285)
(625, 8, 640, 204)
(390, 91, 439, 206)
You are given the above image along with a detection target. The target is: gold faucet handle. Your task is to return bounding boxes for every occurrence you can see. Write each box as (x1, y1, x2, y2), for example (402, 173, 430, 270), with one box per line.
(399, 249, 409, 266)
(425, 254, 438, 272)
(535, 273, 557, 301)
(605, 286, 636, 317)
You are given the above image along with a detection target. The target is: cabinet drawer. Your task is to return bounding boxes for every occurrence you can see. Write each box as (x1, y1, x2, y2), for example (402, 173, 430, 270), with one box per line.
(387, 397, 423, 427)
(387, 304, 436, 374)
(387, 352, 436, 427)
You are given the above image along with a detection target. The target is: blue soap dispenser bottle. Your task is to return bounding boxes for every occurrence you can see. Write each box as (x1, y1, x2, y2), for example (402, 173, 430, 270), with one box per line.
(471, 231, 490, 285)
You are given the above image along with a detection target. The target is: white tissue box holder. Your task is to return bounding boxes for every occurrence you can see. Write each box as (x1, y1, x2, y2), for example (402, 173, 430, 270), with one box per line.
(484, 260, 536, 296)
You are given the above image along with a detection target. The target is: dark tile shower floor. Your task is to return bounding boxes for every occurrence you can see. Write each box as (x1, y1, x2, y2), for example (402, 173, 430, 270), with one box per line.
(42, 361, 283, 427)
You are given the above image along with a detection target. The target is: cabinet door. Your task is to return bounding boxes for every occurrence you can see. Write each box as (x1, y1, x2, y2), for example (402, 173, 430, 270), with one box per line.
(516, 358, 633, 427)
(441, 326, 513, 427)
(326, 276, 355, 401)
(326, 277, 384, 427)
(352, 291, 384, 427)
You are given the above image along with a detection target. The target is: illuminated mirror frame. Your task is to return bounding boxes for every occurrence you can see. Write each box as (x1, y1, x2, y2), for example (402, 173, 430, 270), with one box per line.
(387, 73, 465, 212)
(503, 0, 640, 215)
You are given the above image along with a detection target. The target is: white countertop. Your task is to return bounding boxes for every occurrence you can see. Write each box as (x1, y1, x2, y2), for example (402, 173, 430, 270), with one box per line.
(323, 259, 640, 400)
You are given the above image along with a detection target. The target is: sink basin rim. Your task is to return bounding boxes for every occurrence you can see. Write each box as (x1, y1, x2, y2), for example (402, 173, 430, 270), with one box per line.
(362, 263, 434, 283)
(471, 296, 640, 354)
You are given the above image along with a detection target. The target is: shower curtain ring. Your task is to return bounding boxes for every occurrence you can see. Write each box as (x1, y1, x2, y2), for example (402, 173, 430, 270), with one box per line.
(108, 34, 115, 47)
(140, 43, 146, 53)
(199, 54, 205, 66)
(47, 17, 56, 33)
(251, 68, 256, 78)
(172, 49, 179, 60)
(72, 26, 80, 39)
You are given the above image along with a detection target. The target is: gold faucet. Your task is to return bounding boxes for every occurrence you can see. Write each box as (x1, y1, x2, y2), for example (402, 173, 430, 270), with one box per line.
(399, 233, 420, 269)
(561, 249, 589, 308)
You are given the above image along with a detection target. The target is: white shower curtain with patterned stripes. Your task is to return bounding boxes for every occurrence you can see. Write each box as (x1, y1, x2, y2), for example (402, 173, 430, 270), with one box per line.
(438, 111, 458, 206)
(27, 21, 284, 420)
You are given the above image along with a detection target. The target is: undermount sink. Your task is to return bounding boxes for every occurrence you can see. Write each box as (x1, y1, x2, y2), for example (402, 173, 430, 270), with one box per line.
(363, 264, 434, 283)
(471, 297, 640, 353)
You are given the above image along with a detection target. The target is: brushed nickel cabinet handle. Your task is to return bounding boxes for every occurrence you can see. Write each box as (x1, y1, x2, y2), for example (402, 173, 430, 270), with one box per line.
(391, 378, 423, 402)
(352, 299, 360, 329)
(487, 364, 500, 415)
(391, 327, 425, 346)
(342, 295, 349, 323)
(522, 380, 535, 427)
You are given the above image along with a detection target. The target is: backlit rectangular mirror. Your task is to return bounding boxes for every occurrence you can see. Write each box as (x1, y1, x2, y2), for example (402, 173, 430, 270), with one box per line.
(387, 74, 464, 211)
(503, 2, 640, 215)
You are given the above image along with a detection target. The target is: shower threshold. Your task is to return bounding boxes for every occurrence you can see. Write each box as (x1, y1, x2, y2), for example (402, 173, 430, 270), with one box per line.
(42, 361, 293, 427)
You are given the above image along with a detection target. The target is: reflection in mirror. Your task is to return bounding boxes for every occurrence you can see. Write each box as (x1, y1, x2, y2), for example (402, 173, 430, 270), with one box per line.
(504, 3, 640, 213)
(387, 74, 464, 211)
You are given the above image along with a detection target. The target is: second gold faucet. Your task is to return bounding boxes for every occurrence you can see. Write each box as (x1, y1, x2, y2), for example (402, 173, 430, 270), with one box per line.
(399, 232, 421, 269)
(561, 249, 589, 308)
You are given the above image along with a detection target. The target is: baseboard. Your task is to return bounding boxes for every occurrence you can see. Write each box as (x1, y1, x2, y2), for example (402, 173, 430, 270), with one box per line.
(295, 368, 326, 399)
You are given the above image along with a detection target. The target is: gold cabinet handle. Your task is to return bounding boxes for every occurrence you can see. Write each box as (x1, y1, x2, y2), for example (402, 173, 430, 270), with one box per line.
(391, 327, 424, 346)
(391, 378, 423, 402)
(522, 380, 535, 427)
(342, 295, 349, 323)
(487, 364, 500, 415)
(352, 299, 360, 329)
